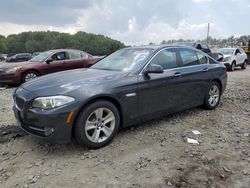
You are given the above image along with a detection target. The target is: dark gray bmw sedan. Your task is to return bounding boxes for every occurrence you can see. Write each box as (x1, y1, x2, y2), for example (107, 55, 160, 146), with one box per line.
(13, 45, 227, 149)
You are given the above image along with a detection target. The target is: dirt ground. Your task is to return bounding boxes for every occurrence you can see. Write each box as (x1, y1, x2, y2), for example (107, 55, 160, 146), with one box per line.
(0, 67, 249, 188)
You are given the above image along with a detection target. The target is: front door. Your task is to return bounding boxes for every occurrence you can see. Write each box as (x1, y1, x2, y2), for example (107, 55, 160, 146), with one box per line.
(137, 48, 185, 119)
(42, 51, 68, 74)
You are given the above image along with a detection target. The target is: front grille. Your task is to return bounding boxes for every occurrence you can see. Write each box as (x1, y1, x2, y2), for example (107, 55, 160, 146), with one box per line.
(15, 96, 25, 110)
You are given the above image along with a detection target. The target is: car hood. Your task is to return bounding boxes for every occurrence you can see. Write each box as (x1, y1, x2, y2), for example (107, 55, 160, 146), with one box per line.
(0, 61, 34, 70)
(222, 55, 232, 59)
(21, 68, 128, 95)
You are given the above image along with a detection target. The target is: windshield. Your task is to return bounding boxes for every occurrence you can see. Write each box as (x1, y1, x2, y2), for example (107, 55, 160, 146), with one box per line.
(91, 48, 153, 71)
(29, 51, 53, 62)
(219, 49, 234, 55)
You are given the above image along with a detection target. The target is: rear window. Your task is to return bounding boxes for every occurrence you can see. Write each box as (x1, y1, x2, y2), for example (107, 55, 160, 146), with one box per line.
(68, 51, 82, 59)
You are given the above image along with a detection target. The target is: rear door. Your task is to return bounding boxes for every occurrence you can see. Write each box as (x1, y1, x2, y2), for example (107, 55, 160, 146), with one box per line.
(67, 50, 89, 69)
(239, 48, 246, 64)
(175, 48, 211, 108)
(235, 49, 244, 65)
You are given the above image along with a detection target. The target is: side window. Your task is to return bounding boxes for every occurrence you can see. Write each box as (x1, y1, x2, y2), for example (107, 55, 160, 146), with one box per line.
(150, 49, 178, 70)
(68, 51, 81, 59)
(240, 49, 244, 53)
(80, 52, 88, 59)
(235, 49, 240, 55)
(196, 51, 208, 64)
(51, 52, 67, 61)
(179, 49, 200, 67)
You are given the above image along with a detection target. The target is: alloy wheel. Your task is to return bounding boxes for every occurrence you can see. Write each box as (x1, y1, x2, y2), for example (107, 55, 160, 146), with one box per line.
(231, 62, 235, 71)
(208, 84, 220, 107)
(85, 108, 116, 143)
(243, 61, 247, 69)
(25, 73, 38, 82)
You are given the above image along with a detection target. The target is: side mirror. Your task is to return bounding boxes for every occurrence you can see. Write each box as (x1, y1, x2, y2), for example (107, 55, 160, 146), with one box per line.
(45, 57, 53, 64)
(144, 64, 164, 75)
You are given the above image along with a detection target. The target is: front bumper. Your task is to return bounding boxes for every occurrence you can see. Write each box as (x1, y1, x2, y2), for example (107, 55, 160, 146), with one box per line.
(0, 71, 21, 84)
(13, 105, 73, 143)
(12, 87, 78, 144)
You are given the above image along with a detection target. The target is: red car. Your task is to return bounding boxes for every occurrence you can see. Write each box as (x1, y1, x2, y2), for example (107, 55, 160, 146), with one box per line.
(0, 49, 102, 85)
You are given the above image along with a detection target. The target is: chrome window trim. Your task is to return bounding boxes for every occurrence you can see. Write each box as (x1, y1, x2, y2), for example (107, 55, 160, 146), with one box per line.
(139, 47, 209, 75)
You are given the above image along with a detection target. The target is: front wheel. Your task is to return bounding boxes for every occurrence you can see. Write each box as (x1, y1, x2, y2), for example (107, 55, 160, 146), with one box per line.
(74, 100, 120, 149)
(204, 81, 221, 110)
(22, 71, 39, 83)
(229, 61, 236, 71)
(241, 60, 247, 69)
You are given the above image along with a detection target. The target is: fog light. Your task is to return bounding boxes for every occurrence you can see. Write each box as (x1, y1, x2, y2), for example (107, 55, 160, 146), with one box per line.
(45, 127, 55, 136)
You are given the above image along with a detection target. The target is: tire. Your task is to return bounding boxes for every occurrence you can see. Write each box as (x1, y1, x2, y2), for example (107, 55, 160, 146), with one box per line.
(241, 60, 247, 69)
(229, 61, 236, 71)
(204, 81, 221, 110)
(74, 100, 120, 149)
(22, 71, 39, 83)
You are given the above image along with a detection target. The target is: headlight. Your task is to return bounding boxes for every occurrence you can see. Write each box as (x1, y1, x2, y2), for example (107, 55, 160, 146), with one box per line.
(5, 66, 22, 73)
(223, 57, 230, 62)
(32, 95, 75, 109)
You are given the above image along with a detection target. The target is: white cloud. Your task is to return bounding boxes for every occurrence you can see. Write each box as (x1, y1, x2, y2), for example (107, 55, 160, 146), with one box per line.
(0, 22, 78, 36)
(110, 20, 225, 45)
(128, 17, 137, 32)
(193, 0, 211, 3)
(0, 0, 249, 45)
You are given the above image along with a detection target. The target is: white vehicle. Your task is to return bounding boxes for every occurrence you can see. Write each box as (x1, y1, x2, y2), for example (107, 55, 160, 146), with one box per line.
(218, 48, 248, 71)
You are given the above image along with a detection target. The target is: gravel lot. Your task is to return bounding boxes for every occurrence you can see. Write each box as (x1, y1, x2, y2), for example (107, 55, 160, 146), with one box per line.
(0, 68, 250, 188)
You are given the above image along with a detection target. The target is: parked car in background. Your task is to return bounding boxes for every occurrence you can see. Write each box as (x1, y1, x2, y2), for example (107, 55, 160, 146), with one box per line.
(218, 48, 248, 71)
(0, 54, 7, 61)
(6, 53, 32, 63)
(174, 42, 212, 55)
(13, 45, 227, 149)
(0, 49, 102, 85)
(32, 52, 41, 58)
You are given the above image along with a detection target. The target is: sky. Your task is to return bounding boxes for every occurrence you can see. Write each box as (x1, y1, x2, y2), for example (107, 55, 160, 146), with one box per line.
(0, 0, 249, 45)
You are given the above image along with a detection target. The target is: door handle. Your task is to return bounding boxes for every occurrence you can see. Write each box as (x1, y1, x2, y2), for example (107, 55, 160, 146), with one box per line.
(174, 72, 182, 77)
(203, 68, 209, 72)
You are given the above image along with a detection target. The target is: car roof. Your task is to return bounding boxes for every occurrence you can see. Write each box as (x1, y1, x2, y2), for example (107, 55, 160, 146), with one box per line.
(220, 47, 236, 50)
(16, 53, 31, 55)
(47, 49, 83, 52)
(124, 45, 197, 51)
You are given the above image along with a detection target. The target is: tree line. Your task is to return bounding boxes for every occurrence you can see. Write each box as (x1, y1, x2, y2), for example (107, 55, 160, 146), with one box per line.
(160, 35, 250, 48)
(0, 31, 125, 55)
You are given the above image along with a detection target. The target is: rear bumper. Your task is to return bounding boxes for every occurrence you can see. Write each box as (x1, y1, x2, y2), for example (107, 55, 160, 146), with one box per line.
(13, 105, 73, 144)
(0, 72, 21, 84)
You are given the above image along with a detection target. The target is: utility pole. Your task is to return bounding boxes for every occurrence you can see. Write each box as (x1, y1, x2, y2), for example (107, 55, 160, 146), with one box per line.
(207, 23, 210, 44)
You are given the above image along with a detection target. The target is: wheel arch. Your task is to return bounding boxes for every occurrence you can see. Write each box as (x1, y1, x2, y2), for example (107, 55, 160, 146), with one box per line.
(210, 79, 222, 92)
(71, 95, 124, 136)
(21, 69, 41, 83)
(21, 69, 41, 78)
